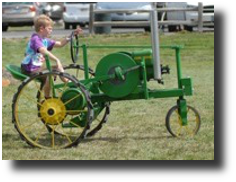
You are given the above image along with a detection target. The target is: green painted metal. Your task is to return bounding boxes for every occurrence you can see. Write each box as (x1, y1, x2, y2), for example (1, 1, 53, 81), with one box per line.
(141, 57, 149, 99)
(95, 53, 140, 98)
(52, 45, 189, 104)
(177, 99, 188, 126)
(132, 49, 152, 57)
(181, 78, 193, 96)
(7, 39, 196, 133)
(62, 114, 87, 128)
(91, 88, 184, 103)
(45, 55, 56, 97)
(6, 65, 28, 81)
(82, 44, 90, 80)
(45, 55, 52, 71)
(61, 88, 86, 110)
(132, 50, 154, 81)
(75, 44, 183, 50)
(70, 115, 87, 127)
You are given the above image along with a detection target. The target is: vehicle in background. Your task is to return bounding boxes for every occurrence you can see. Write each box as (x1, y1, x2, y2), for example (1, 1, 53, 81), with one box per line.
(185, 2, 215, 31)
(156, 2, 166, 7)
(95, 2, 152, 31)
(163, 2, 214, 32)
(63, 2, 92, 29)
(2, 2, 45, 32)
(42, 3, 63, 21)
(96, 2, 152, 21)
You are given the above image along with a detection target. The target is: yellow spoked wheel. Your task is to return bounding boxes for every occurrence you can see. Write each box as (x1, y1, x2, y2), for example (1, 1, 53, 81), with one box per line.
(165, 105, 201, 137)
(12, 71, 93, 149)
(39, 98, 66, 125)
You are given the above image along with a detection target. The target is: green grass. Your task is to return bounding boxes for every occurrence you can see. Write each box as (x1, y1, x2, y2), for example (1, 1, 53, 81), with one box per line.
(2, 32, 214, 160)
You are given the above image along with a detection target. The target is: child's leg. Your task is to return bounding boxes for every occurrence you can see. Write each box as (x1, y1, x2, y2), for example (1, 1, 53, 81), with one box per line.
(43, 77, 51, 99)
(32, 67, 51, 99)
(42, 66, 68, 99)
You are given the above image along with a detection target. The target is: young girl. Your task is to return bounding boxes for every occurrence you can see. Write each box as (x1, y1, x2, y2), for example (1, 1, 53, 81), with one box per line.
(21, 15, 82, 98)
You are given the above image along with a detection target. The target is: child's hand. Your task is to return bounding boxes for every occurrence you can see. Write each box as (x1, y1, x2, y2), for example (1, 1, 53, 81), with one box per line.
(74, 27, 83, 35)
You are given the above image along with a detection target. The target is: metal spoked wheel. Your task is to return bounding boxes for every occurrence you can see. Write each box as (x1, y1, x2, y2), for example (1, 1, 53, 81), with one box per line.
(63, 64, 111, 137)
(166, 105, 201, 137)
(70, 32, 79, 63)
(63, 64, 94, 80)
(12, 71, 93, 149)
(86, 102, 110, 137)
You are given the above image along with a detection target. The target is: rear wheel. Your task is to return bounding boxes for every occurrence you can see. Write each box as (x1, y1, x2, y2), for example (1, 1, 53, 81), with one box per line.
(86, 102, 110, 137)
(12, 71, 93, 149)
(63, 64, 111, 137)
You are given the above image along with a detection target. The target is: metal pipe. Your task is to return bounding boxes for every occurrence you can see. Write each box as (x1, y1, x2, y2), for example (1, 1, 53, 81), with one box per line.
(150, 9, 162, 81)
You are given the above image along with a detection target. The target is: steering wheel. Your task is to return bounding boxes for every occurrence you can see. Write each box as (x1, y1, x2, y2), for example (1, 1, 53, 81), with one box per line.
(70, 31, 79, 63)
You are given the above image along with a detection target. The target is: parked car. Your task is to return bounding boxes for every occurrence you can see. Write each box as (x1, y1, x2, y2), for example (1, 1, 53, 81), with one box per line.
(95, 2, 152, 31)
(163, 2, 214, 32)
(96, 2, 152, 21)
(63, 2, 92, 29)
(185, 3, 214, 31)
(2, 2, 45, 32)
(42, 3, 63, 21)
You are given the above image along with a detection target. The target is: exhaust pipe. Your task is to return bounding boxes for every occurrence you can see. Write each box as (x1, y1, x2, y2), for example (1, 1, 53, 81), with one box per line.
(150, 8, 162, 81)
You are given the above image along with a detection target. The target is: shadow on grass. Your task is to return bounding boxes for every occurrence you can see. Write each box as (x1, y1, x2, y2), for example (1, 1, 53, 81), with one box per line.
(2, 133, 21, 146)
(2, 133, 35, 152)
(82, 135, 171, 144)
(2, 133, 173, 149)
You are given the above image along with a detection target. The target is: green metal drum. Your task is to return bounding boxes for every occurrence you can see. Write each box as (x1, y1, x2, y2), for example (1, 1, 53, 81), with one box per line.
(95, 53, 140, 98)
(61, 88, 86, 111)
(120, 50, 154, 81)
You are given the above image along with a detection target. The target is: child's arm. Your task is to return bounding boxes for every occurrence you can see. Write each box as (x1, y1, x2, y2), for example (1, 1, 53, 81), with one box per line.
(54, 37, 70, 48)
(38, 47, 63, 70)
(54, 27, 83, 48)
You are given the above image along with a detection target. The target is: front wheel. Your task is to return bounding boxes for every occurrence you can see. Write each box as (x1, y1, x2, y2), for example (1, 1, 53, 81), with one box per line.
(166, 105, 201, 137)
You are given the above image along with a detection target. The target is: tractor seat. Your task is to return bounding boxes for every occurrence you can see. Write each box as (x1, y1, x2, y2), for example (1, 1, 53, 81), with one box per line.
(6, 64, 28, 81)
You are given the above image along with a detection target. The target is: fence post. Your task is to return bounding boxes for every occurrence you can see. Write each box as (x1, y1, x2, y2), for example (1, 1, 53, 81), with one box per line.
(198, 2, 203, 32)
(89, 3, 94, 35)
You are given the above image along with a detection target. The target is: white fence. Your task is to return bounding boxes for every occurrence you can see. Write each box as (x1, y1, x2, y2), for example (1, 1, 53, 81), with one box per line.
(89, 2, 213, 34)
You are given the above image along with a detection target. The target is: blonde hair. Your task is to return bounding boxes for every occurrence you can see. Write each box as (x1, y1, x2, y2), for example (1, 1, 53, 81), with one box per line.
(34, 15, 54, 32)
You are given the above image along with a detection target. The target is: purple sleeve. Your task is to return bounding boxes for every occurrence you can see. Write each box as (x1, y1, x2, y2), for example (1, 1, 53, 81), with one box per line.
(47, 38, 56, 51)
(30, 35, 56, 53)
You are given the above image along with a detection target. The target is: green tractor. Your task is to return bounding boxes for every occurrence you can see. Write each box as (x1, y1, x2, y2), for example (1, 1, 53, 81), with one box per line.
(6, 10, 201, 149)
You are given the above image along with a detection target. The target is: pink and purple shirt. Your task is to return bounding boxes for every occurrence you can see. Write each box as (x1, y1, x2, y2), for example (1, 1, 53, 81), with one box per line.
(21, 33, 55, 72)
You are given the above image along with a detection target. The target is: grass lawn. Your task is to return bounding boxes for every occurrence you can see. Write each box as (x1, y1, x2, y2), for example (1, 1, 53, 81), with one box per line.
(2, 31, 214, 160)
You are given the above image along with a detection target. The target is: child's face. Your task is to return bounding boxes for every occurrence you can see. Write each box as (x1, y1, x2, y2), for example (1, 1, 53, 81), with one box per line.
(40, 25, 53, 38)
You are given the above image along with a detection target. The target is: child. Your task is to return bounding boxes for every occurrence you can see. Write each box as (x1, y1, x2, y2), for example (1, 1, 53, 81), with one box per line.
(21, 15, 82, 98)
